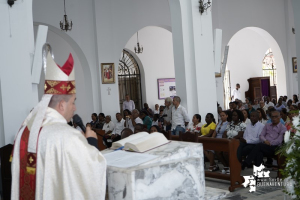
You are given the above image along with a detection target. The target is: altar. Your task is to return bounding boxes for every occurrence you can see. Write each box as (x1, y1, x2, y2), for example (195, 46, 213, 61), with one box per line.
(102, 141, 223, 200)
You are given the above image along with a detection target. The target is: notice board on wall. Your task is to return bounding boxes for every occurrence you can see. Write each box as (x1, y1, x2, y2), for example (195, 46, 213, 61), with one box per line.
(157, 78, 176, 100)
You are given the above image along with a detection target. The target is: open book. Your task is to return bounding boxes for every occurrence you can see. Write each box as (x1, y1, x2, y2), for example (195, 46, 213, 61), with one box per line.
(111, 132, 169, 153)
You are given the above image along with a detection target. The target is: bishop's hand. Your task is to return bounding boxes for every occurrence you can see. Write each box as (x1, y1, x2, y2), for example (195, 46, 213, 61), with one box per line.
(85, 126, 98, 139)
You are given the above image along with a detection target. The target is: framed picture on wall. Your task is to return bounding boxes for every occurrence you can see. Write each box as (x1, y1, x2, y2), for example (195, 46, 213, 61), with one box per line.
(292, 57, 297, 73)
(157, 78, 176, 100)
(101, 63, 115, 84)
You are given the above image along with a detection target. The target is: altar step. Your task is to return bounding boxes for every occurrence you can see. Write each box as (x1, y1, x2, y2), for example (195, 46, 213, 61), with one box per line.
(205, 187, 229, 200)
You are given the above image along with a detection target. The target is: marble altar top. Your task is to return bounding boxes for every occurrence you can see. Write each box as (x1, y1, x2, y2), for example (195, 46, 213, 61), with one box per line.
(102, 141, 203, 170)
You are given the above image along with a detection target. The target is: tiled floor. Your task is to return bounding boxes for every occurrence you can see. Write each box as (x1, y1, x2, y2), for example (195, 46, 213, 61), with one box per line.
(205, 163, 288, 200)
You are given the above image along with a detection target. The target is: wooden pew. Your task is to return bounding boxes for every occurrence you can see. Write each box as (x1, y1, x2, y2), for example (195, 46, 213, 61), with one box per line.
(93, 129, 107, 151)
(198, 137, 243, 192)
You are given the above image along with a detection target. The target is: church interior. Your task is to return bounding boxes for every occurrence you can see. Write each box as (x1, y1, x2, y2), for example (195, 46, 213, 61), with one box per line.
(1, 0, 300, 199)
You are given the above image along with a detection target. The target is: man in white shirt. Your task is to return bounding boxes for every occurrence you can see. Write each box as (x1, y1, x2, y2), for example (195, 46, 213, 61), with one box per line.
(112, 113, 125, 136)
(103, 113, 124, 148)
(162, 97, 173, 131)
(260, 101, 268, 112)
(123, 94, 135, 112)
(124, 109, 143, 132)
(103, 115, 116, 147)
(102, 115, 115, 134)
(264, 96, 274, 108)
(231, 83, 241, 101)
(154, 104, 160, 114)
(236, 111, 265, 164)
(171, 96, 190, 135)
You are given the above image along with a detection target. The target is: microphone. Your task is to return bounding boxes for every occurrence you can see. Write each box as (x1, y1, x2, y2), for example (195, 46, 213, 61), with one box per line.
(73, 114, 86, 133)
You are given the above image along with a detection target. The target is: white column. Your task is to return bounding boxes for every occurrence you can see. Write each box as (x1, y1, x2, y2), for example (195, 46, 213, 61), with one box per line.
(292, 0, 300, 96)
(169, 0, 218, 120)
(0, 1, 35, 145)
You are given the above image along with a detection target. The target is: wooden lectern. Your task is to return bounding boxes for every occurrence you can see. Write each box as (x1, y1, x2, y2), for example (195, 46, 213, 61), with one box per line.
(245, 77, 276, 101)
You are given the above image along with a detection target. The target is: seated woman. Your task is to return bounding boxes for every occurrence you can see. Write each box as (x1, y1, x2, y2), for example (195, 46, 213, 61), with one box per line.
(123, 109, 132, 128)
(237, 100, 245, 110)
(244, 98, 250, 109)
(201, 113, 217, 171)
(220, 110, 246, 173)
(186, 114, 203, 135)
(212, 111, 230, 172)
(242, 109, 251, 125)
(275, 98, 286, 112)
(286, 99, 293, 112)
(285, 110, 299, 132)
(280, 108, 290, 123)
(256, 108, 267, 125)
(247, 103, 256, 114)
(152, 114, 160, 126)
(150, 125, 161, 133)
(123, 109, 131, 118)
(223, 110, 246, 139)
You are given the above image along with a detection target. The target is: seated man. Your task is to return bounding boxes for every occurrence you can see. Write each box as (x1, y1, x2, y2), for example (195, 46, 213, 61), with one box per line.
(141, 103, 154, 118)
(242, 111, 286, 168)
(266, 107, 285, 125)
(140, 111, 152, 131)
(237, 111, 265, 164)
(102, 115, 115, 147)
(103, 113, 124, 147)
(124, 109, 143, 132)
(134, 123, 145, 134)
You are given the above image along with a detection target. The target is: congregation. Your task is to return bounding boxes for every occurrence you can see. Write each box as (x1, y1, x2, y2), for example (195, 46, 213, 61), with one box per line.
(70, 88, 300, 173)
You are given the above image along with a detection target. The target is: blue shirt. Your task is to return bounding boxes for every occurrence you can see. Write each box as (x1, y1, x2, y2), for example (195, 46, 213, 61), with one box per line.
(215, 121, 228, 138)
(243, 122, 265, 144)
(266, 118, 285, 125)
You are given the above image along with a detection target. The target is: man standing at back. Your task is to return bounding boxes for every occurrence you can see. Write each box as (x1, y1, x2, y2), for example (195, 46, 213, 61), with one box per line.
(123, 94, 135, 112)
(171, 96, 190, 135)
(231, 83, 241, 101)
(11, 50, 106, 199)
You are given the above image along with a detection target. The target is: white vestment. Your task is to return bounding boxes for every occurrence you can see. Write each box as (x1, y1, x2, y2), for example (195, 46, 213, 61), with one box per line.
(11, 107, 107, 200)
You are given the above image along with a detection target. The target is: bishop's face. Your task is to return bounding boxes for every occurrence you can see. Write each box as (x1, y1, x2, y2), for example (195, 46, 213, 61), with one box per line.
(64, 94, 76, 122)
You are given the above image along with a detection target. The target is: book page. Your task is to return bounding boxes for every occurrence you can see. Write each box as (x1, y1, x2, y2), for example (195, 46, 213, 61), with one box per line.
(124, 132, 169, 152)
(103, 150, 158, 168)
(111, 131, 149, 149)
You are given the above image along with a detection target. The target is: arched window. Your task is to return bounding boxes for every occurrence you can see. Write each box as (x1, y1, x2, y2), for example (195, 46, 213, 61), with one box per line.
(262, 48, 277, 86)
(118, 49, 142, 112)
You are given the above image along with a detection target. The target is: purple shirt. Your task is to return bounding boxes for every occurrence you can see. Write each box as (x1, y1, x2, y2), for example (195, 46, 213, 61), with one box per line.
(259, 122, 287, 146)
(243, 121, 265, 144)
